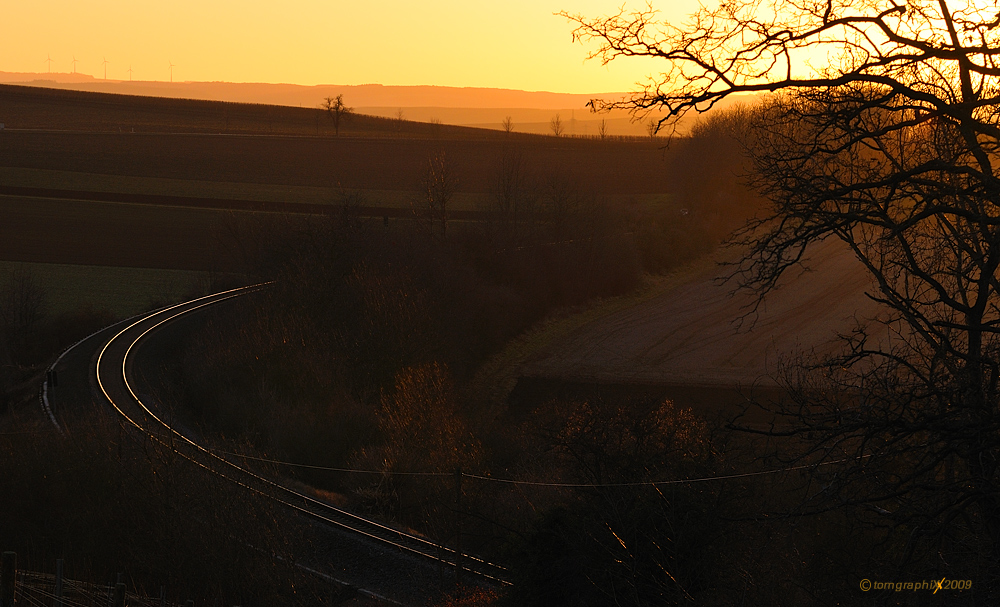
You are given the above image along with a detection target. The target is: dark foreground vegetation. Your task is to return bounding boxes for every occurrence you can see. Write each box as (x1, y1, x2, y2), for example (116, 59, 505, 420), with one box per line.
(0, 405, 316, 606)
(0, 89, 770, 603)
(150, 111, 855, 605)
(10, 65, 993, 603)
(167, 104, 998, 605)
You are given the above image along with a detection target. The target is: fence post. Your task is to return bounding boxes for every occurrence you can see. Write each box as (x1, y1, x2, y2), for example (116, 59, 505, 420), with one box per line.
(55, 560, 64, 607)
(1, 552, 15, 607)
(159, 586, 165, 607)
(112, 583, 125, 607)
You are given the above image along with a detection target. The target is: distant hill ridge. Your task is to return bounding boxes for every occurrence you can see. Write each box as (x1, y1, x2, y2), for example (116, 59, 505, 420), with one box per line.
(0, 70, 623, 109)
(0, 71, 755, 136)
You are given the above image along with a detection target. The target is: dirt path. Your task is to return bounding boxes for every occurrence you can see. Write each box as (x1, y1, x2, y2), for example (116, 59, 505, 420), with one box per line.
(522, 237, 884, 389)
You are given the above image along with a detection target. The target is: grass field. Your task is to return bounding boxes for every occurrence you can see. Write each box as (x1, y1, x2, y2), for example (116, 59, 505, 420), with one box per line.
(0, 261, 220, 318)
(0, 166, 491, 211)
(0, 194, 239, 270)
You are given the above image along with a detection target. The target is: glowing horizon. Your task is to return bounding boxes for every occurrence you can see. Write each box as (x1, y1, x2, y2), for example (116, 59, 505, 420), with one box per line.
(0, 1, 703, 95)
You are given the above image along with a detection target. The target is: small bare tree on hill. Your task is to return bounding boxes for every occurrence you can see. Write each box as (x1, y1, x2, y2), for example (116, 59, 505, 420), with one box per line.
(597, 118, 609, 140)
(395, 108, 405, 134)
(550, 114, 564, 137)
(644, 118, 658, 140)
(321, 94, 352, 136)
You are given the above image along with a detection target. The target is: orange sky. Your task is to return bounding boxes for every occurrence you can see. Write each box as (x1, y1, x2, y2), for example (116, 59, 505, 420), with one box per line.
(1, 1, 703, 94)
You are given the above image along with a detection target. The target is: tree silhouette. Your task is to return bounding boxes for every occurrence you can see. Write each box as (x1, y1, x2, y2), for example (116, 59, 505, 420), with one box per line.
(644, 118, 658, 140)
(564, 0, 1000, 592)
(489, 148, 536, 246)
(550, 114, 564, 137)
(501, 115, 514, 134)
(416, 151, 457, 239)
(321, 94, 352, 136)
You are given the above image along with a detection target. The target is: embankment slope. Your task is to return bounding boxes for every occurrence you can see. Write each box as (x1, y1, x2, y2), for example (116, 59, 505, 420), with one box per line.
(521, 238, 884, 389)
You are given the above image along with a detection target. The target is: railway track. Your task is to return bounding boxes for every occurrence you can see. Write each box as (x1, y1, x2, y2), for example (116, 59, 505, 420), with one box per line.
(92, 285, 511, 597)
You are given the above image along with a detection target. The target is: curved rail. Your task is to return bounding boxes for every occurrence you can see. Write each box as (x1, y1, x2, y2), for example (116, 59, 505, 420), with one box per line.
(93, 285, 511, 587)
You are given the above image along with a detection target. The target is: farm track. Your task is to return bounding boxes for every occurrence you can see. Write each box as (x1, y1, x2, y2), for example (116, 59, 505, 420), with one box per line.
(88, 286, 509, 603)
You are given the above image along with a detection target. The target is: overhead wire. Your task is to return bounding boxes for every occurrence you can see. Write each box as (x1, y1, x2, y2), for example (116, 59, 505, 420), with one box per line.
(213, 448, 867, 488)
(217, 450, 452, 476)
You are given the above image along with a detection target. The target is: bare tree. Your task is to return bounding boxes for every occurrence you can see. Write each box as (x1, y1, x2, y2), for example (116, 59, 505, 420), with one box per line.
(644, 118, 658, 140)
(597, 118, 609, 140)
(563, 0, 1000, 590)
(501, 115, 514, 134)
(395, 108, 405, 134)
(415, 152, 457, 239)
(489, 148, 536, 245)
(321, 94, 352, 136)
(549, 114, 564, 137)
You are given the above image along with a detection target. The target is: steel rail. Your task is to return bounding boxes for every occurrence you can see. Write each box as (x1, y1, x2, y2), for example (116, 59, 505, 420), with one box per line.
(94, 285, 511, 586)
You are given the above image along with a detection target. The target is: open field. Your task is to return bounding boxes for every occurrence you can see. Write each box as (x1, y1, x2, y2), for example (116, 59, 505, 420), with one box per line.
(0, 194, 238, 270)
(520, 237, 882, 389)
(0, 261, 216, 318)
(0, 129, 672, 196)
(0, 85, 687, 277)
(0, 166, 492, 210)
(0, 84, 673, 198)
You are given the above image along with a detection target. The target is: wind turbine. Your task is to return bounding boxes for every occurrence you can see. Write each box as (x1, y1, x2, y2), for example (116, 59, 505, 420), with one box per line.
(127, 65, 133, 82)
(71, 55, 78, 73)
(45, 54, 53, 73)
(169, 61, 175, 83)
(102, 57, 109, 79)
